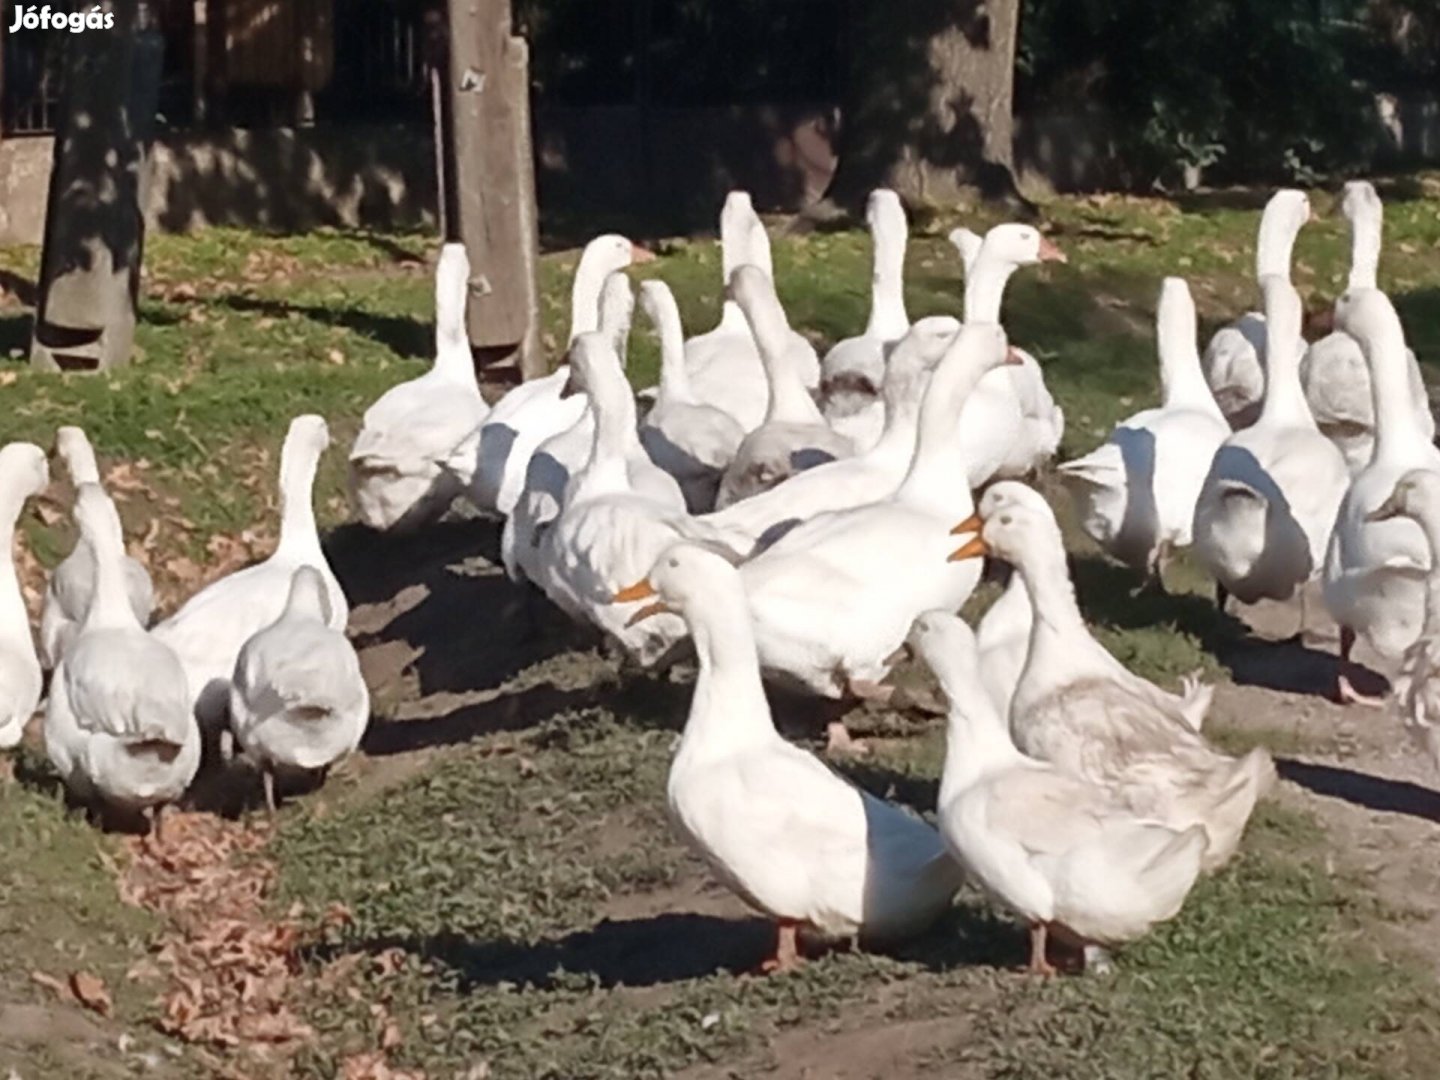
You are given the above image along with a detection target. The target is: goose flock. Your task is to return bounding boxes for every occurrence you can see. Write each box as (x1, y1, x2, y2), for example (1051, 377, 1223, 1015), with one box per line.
(2, 181, 1437, 977)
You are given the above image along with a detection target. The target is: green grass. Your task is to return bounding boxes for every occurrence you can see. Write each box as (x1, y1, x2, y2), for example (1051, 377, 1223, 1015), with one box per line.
(4, 178, 1440, 1075)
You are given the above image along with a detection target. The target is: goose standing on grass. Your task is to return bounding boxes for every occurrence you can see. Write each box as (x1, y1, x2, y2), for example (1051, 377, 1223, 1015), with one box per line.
(819, 190, 910, 451)
(504, 273, 683, 581)
(1192, 277, 1348, 617)
(703, 316, 962, 549)
(911, 612, 1207, 976)
(0, 443, 49, 748)
(616, 544, 964, 971)
(735, 324, 1013, 740)
(229, 566, 369, 813)
(953, 224, 1067, 486)
(1202, 189, 1310, 429)
(41, 427, 154, 669)
(951, 493, 1273, 872)
(685, 193, 820, 431)
(1057, 278, 1229, 581)
(471, 234, 653, 516)
(1323, 290, 1440, 704)
(637, 280, 746, 513)
(45, 485, 198, 837)
(715, 267, 854, 507)
(1300, 181, 1433, 473)
(348, 243, 488, 531)
(154, 416, 348, 729)
(1367, 471, 1440, 767)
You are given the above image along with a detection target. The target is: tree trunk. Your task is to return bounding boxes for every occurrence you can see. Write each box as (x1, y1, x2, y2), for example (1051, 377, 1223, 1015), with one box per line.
(31, 0, 163, 372)
(824, 0, 1025, 210)
(446, 0, 542, 385)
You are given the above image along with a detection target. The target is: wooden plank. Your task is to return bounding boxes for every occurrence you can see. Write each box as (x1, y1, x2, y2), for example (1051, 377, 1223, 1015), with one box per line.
(446, 0, 541, 378)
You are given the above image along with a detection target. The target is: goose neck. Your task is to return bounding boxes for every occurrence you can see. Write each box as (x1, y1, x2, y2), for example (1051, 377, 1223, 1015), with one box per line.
(963, 256, 1017, 324)
(63, 440, 101, 486)
(276, 447, 323, 559)
(0, 519, 27, 643)
(1347, 205, 1382, 292)
(938, 692, 1022, 809)
(865, 224, 909, 340)
(1256, 205, 1302, 281)
(895, 348, 992, 509)
(652, 304, 693, 403)
(745, 301, 817, 425)
(1157, 303, 1221, 417)
(678, 588, 776, 756)
(1369, 324, 1429, 462)
(1258, 331, 1313, 429)
(82, 521, 136, 630)
(1016, 547, 1095, 671)
(568, 261, 607, 344)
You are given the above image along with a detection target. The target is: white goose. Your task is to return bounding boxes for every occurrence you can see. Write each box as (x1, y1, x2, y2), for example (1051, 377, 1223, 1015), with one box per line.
(1202, 189, 1310, 429)
(818, 189, 910, 451)
(1300, 181, 1433, 473)
(504, 273, 683, 582)
(0, 443, 48, 748)
(913, 611, 1207, 976)
(736, 323, 1012, 711)
(230, 566, 369, 812)
(617, 543, 964, 970)
(702, 316, 961, 549)
(1323, 289, 1440, 703)
(969, 482, 1212, 731)
(1192, 276, 1349, 612)
(471, 234, 651, 516)
(954, 224, 1067, 487)
(685, 192, 820, 431)
(45, 484, 199, 836)
(1057, 278, 1229, 579)
(1368, 470, 1440, 767)
(41, 427, 154, 668)
(637, 280, 746, 513)
(536, 334, 732, 665)
(952, 493, 1274, 872)
(154, 416, 348, 728)
(348, 243, 487, 531)
(715, 266, 853, 507)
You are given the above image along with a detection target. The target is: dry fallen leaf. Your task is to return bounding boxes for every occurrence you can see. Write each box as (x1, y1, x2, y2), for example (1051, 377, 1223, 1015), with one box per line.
(30, 970, 67, 998)
(70, 971, 113, 1016)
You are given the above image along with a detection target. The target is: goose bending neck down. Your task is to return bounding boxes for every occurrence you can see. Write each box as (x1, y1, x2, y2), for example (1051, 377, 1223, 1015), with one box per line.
(0, 443, 49, 748)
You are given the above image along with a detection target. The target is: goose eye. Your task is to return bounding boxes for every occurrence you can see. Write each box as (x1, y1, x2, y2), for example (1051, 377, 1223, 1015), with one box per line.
(1000, 514, 1013, 525)
(668, 557, 679, 569)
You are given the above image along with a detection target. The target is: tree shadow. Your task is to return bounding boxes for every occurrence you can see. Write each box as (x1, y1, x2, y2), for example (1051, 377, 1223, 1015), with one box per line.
(1278, 759, 1440, 826)
(218, 294, 431, 362)
(0, 269, 38, 308)
(0, 313, 33, 359)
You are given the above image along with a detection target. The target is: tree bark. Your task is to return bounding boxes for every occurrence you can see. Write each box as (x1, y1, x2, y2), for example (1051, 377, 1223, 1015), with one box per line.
(824, 0, 1025, 210)
(31, 0, 163, 372)
(446, 0, 542, 384)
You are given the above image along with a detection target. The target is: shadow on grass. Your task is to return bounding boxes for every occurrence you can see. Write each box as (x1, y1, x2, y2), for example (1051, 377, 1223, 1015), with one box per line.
(1277, 759, 1440, 826)
(0, 311, 32, 358)
(1069, 554, 1363, 699)
(218, 294, 431, 361)
(312, 898, 1017, 991)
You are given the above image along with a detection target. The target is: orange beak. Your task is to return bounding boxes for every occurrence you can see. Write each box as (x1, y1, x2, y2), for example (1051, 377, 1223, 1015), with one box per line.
(948, 535, 989, 562)
(950, 513, 982, 536)
(1038, 236, 1067, 264)
(631, 244, 657, 265)
(613, 578, 657, 603)
(626, 600, 672, 627)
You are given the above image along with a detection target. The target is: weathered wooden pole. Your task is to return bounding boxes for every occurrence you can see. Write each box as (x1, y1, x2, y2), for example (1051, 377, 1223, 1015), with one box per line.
(445, 0, 542, 383)
(31, 0, 164, 372)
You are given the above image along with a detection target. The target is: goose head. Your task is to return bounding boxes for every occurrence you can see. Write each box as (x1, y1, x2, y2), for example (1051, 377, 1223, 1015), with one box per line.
(1334, 287, 1407, 358)
(578, 234, 653, 279)
(1341, 180, 1381, 225)
(905, 609, 986, 700)
(1366, 469, 1440, 526)
(881, 315, 961, 395)
(285, 564, 334, 624)
(950, 480, 1052, 541)
(978, 223, 1067, 268)
(948, 227, 985, 277)
(613, 542, 738, 626)
(948, 482, 1066, 572)
(0, 442, 50, 506)
(54, 426, 100, 486)
(284, 414, 331, 458)
(866, 188, 906, 233)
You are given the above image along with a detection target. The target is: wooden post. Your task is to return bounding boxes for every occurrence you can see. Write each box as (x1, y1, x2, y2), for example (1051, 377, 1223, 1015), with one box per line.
(31, 0, 164, 372)
(445, 0, 541, 383)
